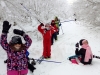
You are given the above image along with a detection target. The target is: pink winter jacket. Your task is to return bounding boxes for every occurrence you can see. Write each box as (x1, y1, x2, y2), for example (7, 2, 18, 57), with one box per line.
(7, 69, 28, 75)
(1, 34, 32, 75)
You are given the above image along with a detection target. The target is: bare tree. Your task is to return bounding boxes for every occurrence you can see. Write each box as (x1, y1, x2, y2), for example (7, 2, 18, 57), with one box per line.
(72, 0, 100, 26)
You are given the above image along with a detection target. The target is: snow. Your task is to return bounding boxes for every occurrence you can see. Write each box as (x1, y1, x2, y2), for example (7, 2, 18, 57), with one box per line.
(1, 21, 100, 75)
(1, 1, 6, 7)
(48, 62, 100, 75)
(0, 0, 100, 75)
(66, 0, 78, 5)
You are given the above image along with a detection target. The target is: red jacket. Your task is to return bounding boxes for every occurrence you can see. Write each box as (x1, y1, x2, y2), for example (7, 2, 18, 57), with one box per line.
(38, 25, 54, 39)
(51, 20, 58, 32)
(53, 25, 58, 32)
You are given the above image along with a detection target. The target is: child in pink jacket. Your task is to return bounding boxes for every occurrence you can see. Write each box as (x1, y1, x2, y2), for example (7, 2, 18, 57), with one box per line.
(1, 21, 32, 75)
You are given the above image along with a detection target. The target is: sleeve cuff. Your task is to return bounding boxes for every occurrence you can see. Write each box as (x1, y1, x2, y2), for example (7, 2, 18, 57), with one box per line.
(23, 33, 26, 37)
(2, 33, 7, 35)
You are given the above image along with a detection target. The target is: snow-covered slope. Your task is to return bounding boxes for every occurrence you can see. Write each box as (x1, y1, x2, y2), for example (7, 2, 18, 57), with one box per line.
(1, 21, 100, 75)
(0, 0, 100, 75)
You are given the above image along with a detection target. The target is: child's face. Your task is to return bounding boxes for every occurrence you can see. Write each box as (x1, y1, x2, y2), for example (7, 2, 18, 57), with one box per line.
(14, 44, 21, 50)
(52, 21, 55, 24)
(45, 25, 51, 30)
(82, 40, 88, 45)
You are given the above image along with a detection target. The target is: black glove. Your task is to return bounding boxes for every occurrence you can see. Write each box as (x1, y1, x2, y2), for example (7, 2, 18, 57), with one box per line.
(13, 29, 25, 36)
(31, 58, 36, 65)
(28, 61, 36, 73)
(4, 59, 7, 63)
(40, 23, 44, 26)
(75, 43, 79, 48)
(2, 21, 11, 33)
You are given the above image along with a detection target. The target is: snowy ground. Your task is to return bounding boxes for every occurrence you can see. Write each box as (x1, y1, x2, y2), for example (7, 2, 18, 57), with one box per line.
(1, 21, 100, 75)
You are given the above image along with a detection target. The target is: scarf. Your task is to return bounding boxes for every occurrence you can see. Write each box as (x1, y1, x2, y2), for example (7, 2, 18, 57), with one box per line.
(82, 44, 93, 62)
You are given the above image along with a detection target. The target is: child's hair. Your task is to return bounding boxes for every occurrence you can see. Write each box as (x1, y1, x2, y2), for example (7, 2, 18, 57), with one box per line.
(9, 42, 26, 52)
(79, 39, 85, 46)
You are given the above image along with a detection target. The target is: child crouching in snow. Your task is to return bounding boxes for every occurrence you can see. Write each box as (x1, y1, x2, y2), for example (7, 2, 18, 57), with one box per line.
(1, 21, 32, 75)
(69, 39, 93, 65)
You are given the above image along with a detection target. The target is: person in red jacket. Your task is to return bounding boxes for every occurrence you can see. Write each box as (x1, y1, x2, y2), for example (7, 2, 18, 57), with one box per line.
(51, 20, 58, 45)
(38, 23, 54, 59)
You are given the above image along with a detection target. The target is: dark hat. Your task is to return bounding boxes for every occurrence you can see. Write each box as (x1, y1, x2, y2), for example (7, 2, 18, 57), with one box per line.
(11, 36, 22, 44)
(51, 20, 55, 22)
(79, 39, 85, 46)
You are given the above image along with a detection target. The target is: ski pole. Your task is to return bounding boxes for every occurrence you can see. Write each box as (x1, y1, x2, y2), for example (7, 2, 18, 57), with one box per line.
(20, 3, 42, 24)
(20, 3, 31, 14)
(37, 19, 42, 24)
(93, 55, 100, 59)
(60, 24, 64, 34)
(61, 19, 76, 23)
(34, 59, 62, 63)
(59, 21, 64, 34)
